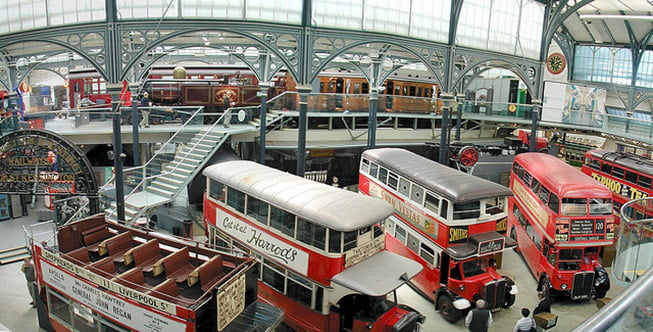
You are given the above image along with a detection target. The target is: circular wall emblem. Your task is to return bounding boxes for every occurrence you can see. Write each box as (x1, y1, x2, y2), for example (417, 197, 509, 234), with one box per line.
(546, 53, 566, 75)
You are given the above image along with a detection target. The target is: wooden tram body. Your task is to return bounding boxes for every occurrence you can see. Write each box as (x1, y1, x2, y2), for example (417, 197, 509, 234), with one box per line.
(29, 214, 282, 332)
(202, 160, 424, 332)
(508, 153, 614, 300)
(359, 148, 517, 323)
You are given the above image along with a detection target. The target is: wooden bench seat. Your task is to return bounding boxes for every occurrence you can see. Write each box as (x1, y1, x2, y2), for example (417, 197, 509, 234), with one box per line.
(88, 256, 117, 279)
(187, 255, 225, 292)
(147, 278, 179, 299)
(112, 267, 148, 293)
(152, 247, 195, 283)
(62, 246, 91, 264)
(123, 239, 162, 273)
(83, 228, 114, 253)
(98, 231, 134, 263)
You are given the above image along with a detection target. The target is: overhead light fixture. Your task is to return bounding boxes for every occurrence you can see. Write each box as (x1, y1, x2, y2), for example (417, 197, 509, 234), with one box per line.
(579, 14, 653, 21)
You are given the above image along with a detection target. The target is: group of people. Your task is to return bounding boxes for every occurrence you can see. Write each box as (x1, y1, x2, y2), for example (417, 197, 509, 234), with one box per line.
(465, 292, 552, 332)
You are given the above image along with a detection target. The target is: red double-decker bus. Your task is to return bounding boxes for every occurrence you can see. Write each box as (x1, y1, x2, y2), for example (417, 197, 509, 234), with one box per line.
(202, 160, 424, 332)
(359, 148, 517, 323)
(581, 149, 653, 221)
(508, 153, 614, 300)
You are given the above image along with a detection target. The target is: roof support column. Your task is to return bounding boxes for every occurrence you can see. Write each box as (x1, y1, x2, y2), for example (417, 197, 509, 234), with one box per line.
(439, 93, 454, 165)
(129, 83, 141, 167)
(258, 83, 270, 164)
(529, 99, 541, 152)
(296, 85, 311, 177)
(108, 83, 125, 222)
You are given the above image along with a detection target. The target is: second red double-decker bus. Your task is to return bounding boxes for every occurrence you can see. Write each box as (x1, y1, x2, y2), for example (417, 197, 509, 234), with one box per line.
(203, 160, 424, 332)
(582, 149, 653, 221)
(359, 148, 517, 323)
(509, 153, 614, 300)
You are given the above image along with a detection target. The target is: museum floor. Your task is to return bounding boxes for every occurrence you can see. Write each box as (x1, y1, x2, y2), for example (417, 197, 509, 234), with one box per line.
(0, 202, 622, 332)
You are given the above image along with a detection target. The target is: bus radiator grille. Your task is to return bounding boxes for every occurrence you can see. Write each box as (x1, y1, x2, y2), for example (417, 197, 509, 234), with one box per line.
(483, 279, 507, 310)
(571, 271, 594, 300)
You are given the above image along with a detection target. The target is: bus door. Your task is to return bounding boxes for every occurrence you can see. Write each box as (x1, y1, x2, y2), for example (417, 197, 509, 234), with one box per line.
(439, 253, 450, 285)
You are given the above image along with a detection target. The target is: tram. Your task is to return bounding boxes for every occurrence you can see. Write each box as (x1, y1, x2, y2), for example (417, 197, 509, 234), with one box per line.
(359, 148, 517, 323)
(202, 160, 424, 332)
(28, 214, 283, 331)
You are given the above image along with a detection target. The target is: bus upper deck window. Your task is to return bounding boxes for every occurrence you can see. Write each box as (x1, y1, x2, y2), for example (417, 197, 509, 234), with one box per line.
(589, 198, 612, 215)
(548, 194, 559, 213)
(561, 198, 588, 216)
(600, 163, 612, 174)
(387, 172, 399, 190)
(209, 180, 225, 201)
(329, 229, 342, 253)
(361, 158, 370, 173)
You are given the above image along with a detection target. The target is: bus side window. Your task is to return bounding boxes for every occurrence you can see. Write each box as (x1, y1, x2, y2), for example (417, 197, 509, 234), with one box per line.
(395, 225, 407, 244)
(539, 186, 550, 205)
(296, 218, 326, 251)
(419, 243, 436, 265)
(639, 175, 652, 189)
(209, 179, 225, 202)
(378, 167, 388, 184)
(387, 172, 399, 190)
(601, 163, 612, 175)
(625, 171, 638, 185)
(440, 200, 449, 219)
(369, 163, 379, 178)
(361, 158, 370, 173)
(612, 167, 625, 179)
(531, 179, 541, 193)
(270, 206, 296, 237)
(548, 193, 559, 213)
(523, 171, 533, 187)
(411, 184, 424, 205)
(588, 158, 600, 170)
(227, 187, 246, 213)
(328, 229, 342, 253)
(425, 193, 440, 214)
(398, 178, 410, 197)
(517, 165, 524, 179)
(343, 231, 358, 251)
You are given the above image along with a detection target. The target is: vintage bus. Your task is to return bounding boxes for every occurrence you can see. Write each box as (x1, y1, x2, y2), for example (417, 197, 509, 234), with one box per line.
(581, 149, 653, 220)
(359, 148, 518, 323)
(202, 160, 425, 332)
(28, 214, 283, 332)
(508, 153, 614, 300)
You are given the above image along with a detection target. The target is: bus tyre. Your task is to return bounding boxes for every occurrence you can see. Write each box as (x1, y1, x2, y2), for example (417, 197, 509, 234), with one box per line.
(437, 294, 461, 323)
(510, 228, 518, 251)
(538, 276, 551, 294)
(503, 293, 516, 308)
(594, 288, 607, 299)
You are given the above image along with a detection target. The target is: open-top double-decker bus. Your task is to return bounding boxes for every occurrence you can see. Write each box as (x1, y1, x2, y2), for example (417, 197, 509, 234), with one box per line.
(28, 214, 283, 332)
(509, 153, 614, 300)
(582, 149, 653, 221)
(359, 148, 517, 323)
(202, 160, 424, 332)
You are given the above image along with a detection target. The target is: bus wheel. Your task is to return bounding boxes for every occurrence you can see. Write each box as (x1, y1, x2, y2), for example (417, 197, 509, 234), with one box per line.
(538, 276, 551, 294)
(510, 228, 518, 251)
(503, 293, 516, 308)
(437, 295, 460, 323)
(594, 287, 607, 299)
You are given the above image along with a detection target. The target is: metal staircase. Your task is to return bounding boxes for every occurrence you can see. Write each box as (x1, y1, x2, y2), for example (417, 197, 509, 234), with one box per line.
(100, 98, 288, 224)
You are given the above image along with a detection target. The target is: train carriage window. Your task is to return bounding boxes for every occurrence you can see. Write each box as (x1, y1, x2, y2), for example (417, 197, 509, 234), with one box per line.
(419, 243, 436, 265)
(548, 194, 559, 213)
(409, 86, 416, 97)
(601, 163, 612, 174)
(353, 83, 360, 94)
(378, 167, 388, 184)
(227, 187, 246, 213)
(411, 184, 425, 205)
(417, 87, 423, 97)
(369, 163, 379, 179)
(343, 231, 358, 251)
(296, 218, 326, 251)
(209, 180, 225, 202)
(362, 83, 369, 94)
(329, 229, 342, 253)
(398, 178, 410, 197)
(361, 158, 370, 173)
(270, 206, 296, 237)
(625, 171, 638, 184)
(395, 225, 407, 244)
(638, 175, 652, 189)
(402, 86, 408, 96)
(394, 86, 400, 96)
(387, 172, 399, 190)
(247, 196, 269, 225)
(425, 193, 440, 214)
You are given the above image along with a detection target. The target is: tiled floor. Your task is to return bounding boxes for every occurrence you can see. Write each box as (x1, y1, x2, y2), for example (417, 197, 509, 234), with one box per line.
(0, 203, 623, 331)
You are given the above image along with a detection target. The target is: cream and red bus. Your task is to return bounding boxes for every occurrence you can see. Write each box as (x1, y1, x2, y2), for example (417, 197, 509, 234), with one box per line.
(509, 153, 614, 300)
(359, 148, 517, 323)
(203, 160, 424, 332)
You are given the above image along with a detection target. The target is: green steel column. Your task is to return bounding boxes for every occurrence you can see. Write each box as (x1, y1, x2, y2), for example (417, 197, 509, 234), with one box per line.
(108, 83, 125, 222)
(529, 99, 541, 152)
(296, 85, 311, 176)
(130, 83, 140, 166)
(368, 87, 379, 149)
(439, 93, 454, 165)
(258, 84, 269, 164)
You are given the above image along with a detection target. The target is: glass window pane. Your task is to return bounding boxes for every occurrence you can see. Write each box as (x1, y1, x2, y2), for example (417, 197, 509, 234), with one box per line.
(245, 0, 302, 24)
(227, 187, 245, 213)
(409, 0, 450, 43)
(296, 218, 326, 251)
(270, 206, 295, 237)
(312, 0, 363, 30)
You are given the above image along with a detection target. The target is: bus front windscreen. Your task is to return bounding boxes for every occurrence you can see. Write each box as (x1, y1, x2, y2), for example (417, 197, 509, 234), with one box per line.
(462, 258, 488, 278)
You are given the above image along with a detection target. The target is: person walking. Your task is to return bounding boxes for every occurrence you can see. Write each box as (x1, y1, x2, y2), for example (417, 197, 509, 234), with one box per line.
(465, 299, 493, 332)
(21, 256, 36, 307)
(139, 92, 151, 128)
(514, 308, 536, 332)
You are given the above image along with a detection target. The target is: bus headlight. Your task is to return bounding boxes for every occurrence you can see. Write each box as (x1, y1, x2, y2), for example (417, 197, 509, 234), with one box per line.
(453, 298, 471, 310)
(459, 285, 465, 291)
(561, 283, 568, 290)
